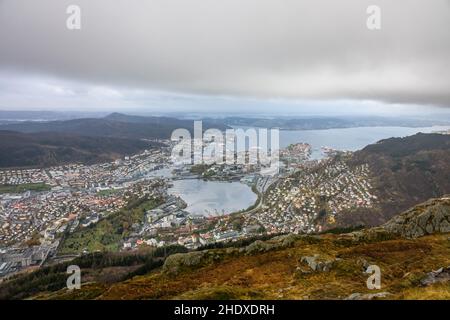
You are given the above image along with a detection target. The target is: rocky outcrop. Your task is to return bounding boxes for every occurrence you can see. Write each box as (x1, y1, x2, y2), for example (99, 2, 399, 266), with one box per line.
(162, 251, 209, 275)
(161, 234, 299, 275)
(345, 292, 392, 300)
(348, 227, 396, 243)
(162, 197, 450, 277)
(420, 266, 450, 286)
(299, 254, 336, 272)
(382, 196, 450, 238)
(242, 234, 298, 255)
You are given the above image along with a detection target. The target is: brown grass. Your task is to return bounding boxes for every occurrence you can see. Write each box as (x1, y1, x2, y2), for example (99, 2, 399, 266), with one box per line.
(40, 233, 450, 300)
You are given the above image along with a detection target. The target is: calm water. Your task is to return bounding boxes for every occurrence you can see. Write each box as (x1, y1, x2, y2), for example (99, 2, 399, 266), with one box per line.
(168, 179, 257, 216)
(279, 126, 450, 159)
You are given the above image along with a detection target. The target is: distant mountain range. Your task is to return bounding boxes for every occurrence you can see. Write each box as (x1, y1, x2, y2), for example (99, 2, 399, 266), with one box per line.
(0, 131, 161, 168)
(206, 116, 450, 130)
(0, 113, 229, 140)
(0, 110, 109, 122)
(1, 111, 449, 132)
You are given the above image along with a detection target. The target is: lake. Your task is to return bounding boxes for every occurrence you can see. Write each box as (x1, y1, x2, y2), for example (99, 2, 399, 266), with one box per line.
(168, 179, 257, 216)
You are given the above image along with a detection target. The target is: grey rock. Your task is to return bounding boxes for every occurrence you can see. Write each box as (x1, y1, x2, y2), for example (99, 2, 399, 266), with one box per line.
(300, 254, 334, 272)
(420, 266, 450, 286)
(244, 240, 274, 254)
(345, 292, 392, 300)
(382, 196, 450, 238)
(301, 255, 319, 271)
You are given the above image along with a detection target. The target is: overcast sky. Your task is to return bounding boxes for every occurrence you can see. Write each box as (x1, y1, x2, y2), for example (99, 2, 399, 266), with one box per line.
(0, 0, 449, 115)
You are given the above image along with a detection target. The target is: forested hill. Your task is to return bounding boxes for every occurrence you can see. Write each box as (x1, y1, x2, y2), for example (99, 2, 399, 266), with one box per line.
(0, 113, 229, 140)
(0, 130, 160, 168)
(337, 133, 450, 227)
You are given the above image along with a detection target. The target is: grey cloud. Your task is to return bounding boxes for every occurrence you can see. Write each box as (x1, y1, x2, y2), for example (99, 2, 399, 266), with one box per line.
(0, 0, 449, 107)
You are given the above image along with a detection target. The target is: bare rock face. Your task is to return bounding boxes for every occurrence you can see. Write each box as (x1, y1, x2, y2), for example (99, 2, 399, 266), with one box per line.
(382, 196, 450, 238)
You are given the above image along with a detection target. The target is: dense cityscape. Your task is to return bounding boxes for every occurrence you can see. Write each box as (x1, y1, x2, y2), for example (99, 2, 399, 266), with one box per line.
(0, 136, 380, 279)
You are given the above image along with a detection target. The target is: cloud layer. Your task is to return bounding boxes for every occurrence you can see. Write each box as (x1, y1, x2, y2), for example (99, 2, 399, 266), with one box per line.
(0, 0, 449, 108)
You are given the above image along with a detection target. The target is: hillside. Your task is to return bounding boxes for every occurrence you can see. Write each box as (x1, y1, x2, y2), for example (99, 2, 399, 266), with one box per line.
(0, 113, 229, 140)
(0, 131, 160, 168)
(1, 196, 448, 300)
(336, 133, 450, 227)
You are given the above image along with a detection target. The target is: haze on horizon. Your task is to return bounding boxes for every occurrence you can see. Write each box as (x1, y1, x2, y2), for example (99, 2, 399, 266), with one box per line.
(0, 0, 449, 116)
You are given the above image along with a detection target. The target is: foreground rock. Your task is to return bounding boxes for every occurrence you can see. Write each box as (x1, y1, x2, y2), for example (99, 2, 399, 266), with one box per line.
(345, 292, 392, 300)
(382, 196, 450, 238)
(420, 266, 450, 286)
(299, 254, 336, 272)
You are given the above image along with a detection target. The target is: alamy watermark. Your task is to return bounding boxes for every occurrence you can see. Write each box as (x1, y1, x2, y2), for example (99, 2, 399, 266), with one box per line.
(66, 5, 81, 30)
(65, 4, 380, 31)
(171, 121, 280, 176)
(66, 265, 81, 290)
(367, 5, 381, 30)
(366, 264, 381, 290)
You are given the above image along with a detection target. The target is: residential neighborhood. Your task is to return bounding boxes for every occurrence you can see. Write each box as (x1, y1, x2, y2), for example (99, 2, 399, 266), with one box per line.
(0, 141, 378, 279)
